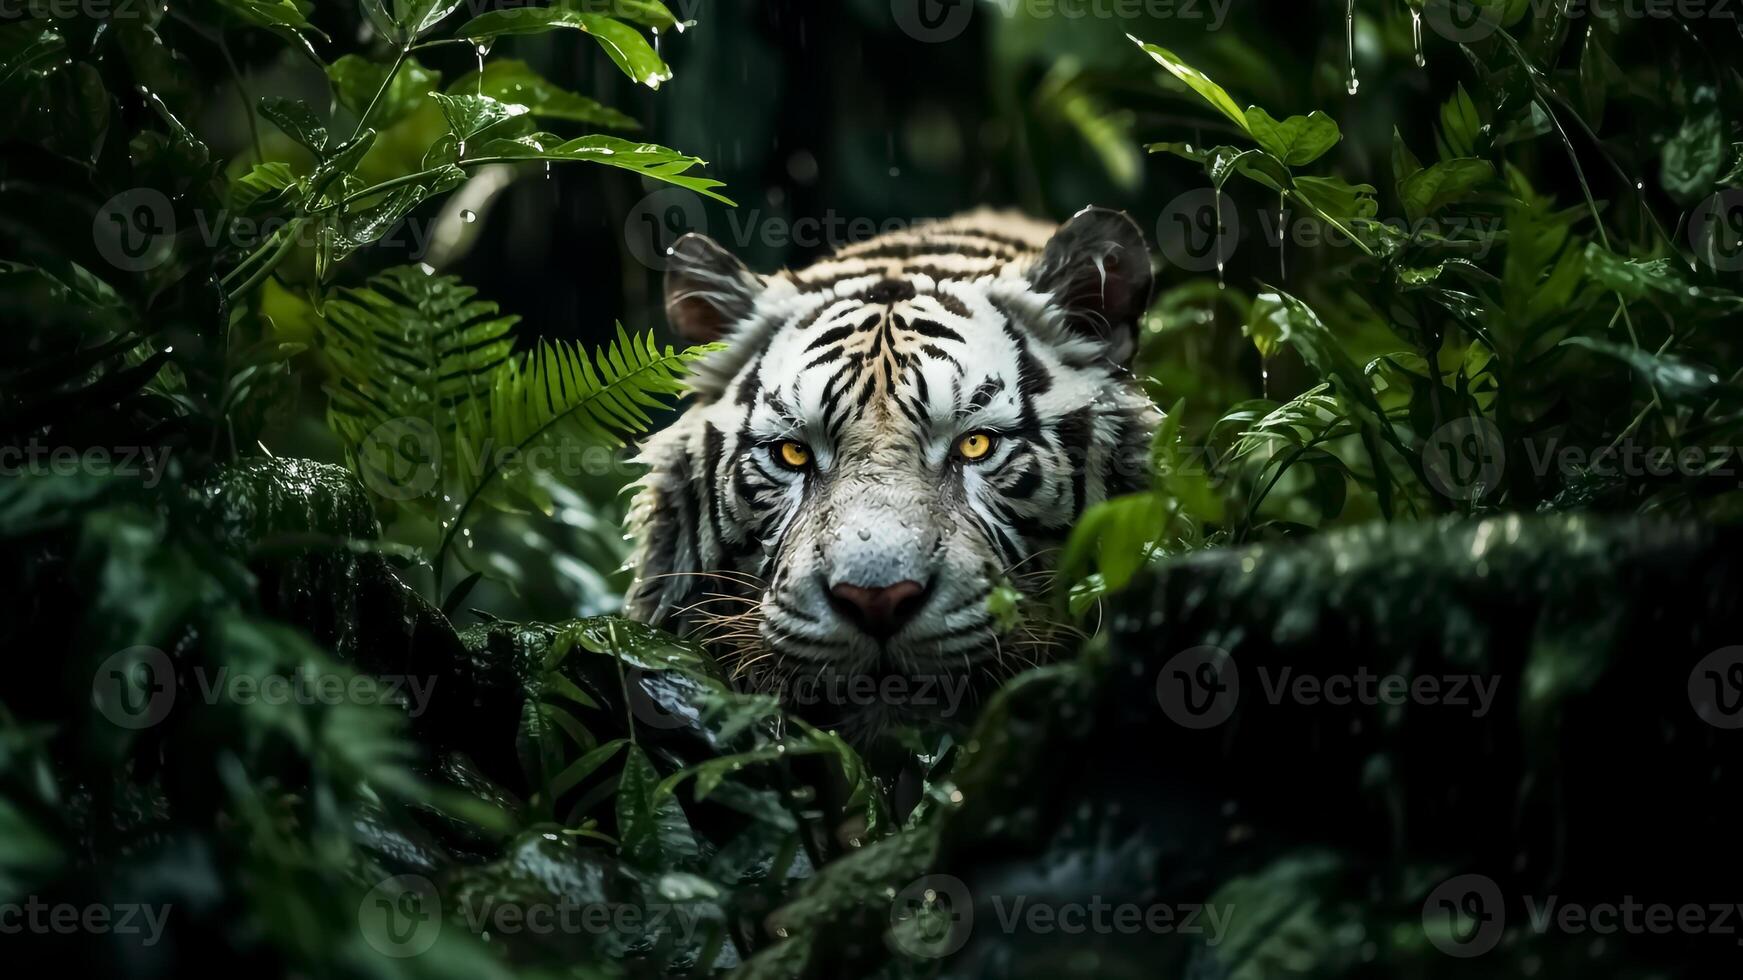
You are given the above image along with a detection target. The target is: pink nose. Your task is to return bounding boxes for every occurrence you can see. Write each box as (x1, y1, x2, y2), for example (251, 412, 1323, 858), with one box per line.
(828, 580, 929, 639)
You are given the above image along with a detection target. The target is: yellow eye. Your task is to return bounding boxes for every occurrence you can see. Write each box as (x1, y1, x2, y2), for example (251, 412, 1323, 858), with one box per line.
(956, 431, 995, 461)
(777, 441, 812, 469)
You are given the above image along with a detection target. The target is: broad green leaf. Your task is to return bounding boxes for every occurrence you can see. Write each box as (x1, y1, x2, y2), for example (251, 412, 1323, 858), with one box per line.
(1562, 337, 1736, 407)
(458, 10, 673, 89)
(212, 0, 313, 30)
(1129, 35, 1249, 133)
(1291, 175, 1378, 238)
(561, 0, 679, 31)
(228, 162, 303, 214)
(1582, 246, 1743, 310)
(430, 91, 530, 142)
(1660, 88, 1725, 205)
(327, 54, 441, 129)
(258, 96, 328, 154)
(1244, 107, 1340, 166)
(465, 133, 734, 203)
(361, 0, 465, 43)
(448, 59, 638, 129)
(617, 744, 697, 868)
(1398, 158, 1494, 221)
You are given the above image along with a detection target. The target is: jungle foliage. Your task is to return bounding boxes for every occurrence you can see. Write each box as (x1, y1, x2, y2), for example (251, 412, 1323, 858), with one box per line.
(1, 1, 1741, 978)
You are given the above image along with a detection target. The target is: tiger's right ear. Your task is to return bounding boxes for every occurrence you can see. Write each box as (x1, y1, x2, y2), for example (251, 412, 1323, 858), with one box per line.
(664, 233, 764, 343)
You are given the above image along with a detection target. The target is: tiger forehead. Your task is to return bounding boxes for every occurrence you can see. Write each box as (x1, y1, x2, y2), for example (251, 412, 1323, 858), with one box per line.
(735, 291, 1022, 440)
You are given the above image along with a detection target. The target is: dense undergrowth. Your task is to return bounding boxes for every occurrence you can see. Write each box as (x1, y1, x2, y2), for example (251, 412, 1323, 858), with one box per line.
(2, 1, 1741, 977)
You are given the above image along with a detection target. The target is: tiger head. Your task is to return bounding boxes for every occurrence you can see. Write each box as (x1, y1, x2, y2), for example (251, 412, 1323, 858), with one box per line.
(626, 208, 1157, 731)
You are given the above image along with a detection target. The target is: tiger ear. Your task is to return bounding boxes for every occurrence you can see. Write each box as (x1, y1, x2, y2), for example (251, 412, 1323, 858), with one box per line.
(664, 233, 764, 344)
(1027, 207, 1153, 365)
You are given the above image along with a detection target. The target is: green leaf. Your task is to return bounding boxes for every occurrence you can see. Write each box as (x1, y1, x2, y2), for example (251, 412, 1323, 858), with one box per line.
(327, 54, 441, 129)
(1582, 245, 1742, 310)
(1391, 127, 1423, 187)
(0, 22, 66, 87)
(258, 97, 328, 155)
(1291, 175, 1378, 242)
(448, 59, 639, 129)
(1436, 84, 1485, 161)
(429, 91, 530, 143)
(1244, 107, 1340, 166)
(1247, 289, 1401, 515)
(211, 0, 313, 30)
(465, 133, 733, 203)
(549, 737, 628, 798)
(457, 10, 673, 89)
(361, 0, 466, 43)
(317, 266, 519, 508)
(1398, 158, 1494, 222)
(617, 744, 697, 868)
(560, 0, 679, 31)
(1561, 337, 1735, 407)
(464, 326, 720, 505)
(1660, 88, 1726, 205)
(228, 162, 303, 215)
(1128, 35, 1249, 133)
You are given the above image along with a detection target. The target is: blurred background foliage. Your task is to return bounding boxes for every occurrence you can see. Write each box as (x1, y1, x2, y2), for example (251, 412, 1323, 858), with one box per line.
(3, 0, 1742, 977)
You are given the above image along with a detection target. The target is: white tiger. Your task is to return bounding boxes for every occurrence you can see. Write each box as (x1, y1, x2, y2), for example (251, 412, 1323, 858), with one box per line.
(626, 207, 1158, 729)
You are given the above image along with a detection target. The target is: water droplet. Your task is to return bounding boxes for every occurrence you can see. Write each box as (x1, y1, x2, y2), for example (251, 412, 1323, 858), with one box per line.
(857, 528, 871, 541)
(1411, 10, 1426, 67)
(1344, 0, 1360, 94)
(460, 209, 477, 223)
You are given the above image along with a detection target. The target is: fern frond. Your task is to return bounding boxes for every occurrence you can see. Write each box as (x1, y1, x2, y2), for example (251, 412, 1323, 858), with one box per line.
(461, 324, 720, 508)
(317, 265, 518, 508)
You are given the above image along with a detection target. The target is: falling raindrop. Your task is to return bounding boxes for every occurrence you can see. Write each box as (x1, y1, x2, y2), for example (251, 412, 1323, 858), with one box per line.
(1411, 9, 1426, 67)
(1345, 0, 1360, 94)
(1213, 186, 1226, 290)
(1277, 189, 1287, 280)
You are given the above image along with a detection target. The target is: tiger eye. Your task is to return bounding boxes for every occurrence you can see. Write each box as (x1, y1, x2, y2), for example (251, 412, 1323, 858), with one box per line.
(957, 432, 994, 461)
(778, 441, 812, 468)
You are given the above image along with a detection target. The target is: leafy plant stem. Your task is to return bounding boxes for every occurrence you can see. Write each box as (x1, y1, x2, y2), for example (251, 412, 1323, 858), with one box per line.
(354, 44, 410, 138)
(225, 220, 303, 305)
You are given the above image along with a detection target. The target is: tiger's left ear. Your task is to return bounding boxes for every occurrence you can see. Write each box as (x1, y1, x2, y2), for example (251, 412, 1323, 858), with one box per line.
(665, 233, 765, 344)
(1027, 206, 1153, 366)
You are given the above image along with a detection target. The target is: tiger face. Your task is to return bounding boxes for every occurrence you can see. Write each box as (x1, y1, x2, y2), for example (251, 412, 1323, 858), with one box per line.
(627, 208, 1157, 730)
